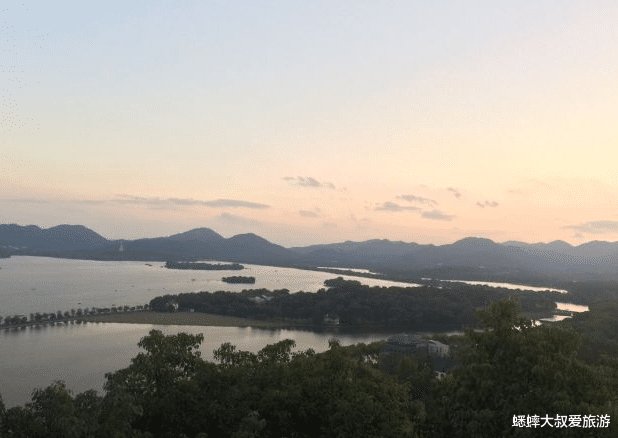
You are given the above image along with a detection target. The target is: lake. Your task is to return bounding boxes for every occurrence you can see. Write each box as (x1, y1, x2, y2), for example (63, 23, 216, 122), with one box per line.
(0, 322, 395, 407)
(0, 256, 585, 407)
(538, 302, 590, 323)
(0, 256, 419, 316)
(555, 302, 589, 312)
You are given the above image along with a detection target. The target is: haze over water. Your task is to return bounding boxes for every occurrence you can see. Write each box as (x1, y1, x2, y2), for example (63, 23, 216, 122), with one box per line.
(0, 256, 418, 316)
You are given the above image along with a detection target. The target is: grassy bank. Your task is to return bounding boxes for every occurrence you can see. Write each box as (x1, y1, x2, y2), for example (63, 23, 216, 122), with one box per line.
(78, 311, 310, 328)
(78, 311, 470, 334)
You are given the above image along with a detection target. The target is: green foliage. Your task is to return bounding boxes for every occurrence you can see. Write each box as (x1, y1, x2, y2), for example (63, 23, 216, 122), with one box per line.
(428, 300, 615, 437)
(149, 279, 559, 330)
(0, 394, 5, 432)
(566, 300, 618, 362)
(104, 330, 205, 435)
(0, 382, 106, 438)
(1, 301, 615, 437)
(201, 338, 413, 437)
(222, 276, 256, 284)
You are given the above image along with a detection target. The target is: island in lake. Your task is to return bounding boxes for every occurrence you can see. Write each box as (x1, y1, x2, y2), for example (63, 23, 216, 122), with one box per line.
(222, 276, 256, 284)
(165, 261, 244, 270)
(148, 278, 560, 330)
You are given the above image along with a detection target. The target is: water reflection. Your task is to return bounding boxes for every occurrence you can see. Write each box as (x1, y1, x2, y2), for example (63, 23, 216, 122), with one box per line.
(0, 256, 419, 316)
(555, 302, 589, 312)
(0, 322, 394, 407)
(539, 315, 572, 322)
(440, 279, 568, 294)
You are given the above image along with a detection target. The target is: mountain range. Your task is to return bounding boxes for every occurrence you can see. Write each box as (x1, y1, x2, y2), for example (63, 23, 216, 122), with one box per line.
(1, 223, 617, 282)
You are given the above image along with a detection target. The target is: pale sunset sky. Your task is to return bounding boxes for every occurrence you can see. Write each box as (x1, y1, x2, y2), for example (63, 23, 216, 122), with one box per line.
(1, 1, 617, 246)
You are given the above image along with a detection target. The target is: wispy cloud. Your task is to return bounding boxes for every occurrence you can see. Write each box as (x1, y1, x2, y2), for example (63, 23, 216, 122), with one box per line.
(114, 195, 269, 209)
(476, 200, 499, 208)
(421, 209, 455, 221)
(3, 195, 271, 210)
(565, 220, 618, 235)
(447, 187, 462, 199)
(215, 212, 263, 226)
(397, 194, 437, 206)
(114, 195, 196, 206)
(2, 197, 106, 205)
(375, 201, 420, 212)
(283, 176, 335, 189)
(299, 209, 320, 218)
(203, 199, 270, 209)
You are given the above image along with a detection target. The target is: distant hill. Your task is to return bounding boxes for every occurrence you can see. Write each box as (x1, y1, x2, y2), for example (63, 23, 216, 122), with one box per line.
(1, 223, 617, 281)
(0, 224, 108, 253)
(105, 231, 296, 265)
(290, 236, 618, 282)
(501, 239, 618, 262)
(167, 228, 224, 243)
(0, 224, 297, 266)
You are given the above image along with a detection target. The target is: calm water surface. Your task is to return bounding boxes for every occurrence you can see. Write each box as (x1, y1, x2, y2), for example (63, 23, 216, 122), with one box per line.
(0, 322, 393, 407)
(0, 256, 419, 316)
(539, 315, 572, 322)
(555, 302, 589, 312)
(0, 256, 585, 407)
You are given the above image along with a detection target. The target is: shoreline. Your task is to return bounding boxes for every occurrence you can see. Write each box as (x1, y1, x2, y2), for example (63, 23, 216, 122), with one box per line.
(3, 308, 558, 333)
(1, 310, 467, 334)
(0, 312, 467, 336)
(77, 311, 310, 329)
(78, 311, 467, 335)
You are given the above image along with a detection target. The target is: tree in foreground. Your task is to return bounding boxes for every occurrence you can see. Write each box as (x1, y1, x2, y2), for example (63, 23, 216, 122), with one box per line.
(428, 300, 614, 437)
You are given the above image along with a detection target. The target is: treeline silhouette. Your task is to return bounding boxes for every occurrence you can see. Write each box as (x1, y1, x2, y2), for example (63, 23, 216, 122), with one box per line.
(221, 276, 256, 284)
(0, 305, 149, 329)
(165, 261, 244, 270)
(149, 278, 560, 330)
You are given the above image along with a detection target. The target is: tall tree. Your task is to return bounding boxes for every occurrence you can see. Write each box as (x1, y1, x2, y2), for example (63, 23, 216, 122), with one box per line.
(429, 300, 612, 437)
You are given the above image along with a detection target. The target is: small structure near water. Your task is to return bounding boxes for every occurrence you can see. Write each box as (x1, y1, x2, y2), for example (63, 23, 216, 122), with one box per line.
(323, 314, 340, 325)
(384, 334, 450, 357)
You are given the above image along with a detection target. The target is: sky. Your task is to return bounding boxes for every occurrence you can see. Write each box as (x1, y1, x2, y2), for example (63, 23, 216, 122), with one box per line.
(1, 1, 617, 246)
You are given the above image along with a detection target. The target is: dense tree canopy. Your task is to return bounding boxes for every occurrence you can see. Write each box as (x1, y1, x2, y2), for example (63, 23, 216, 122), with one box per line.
(427, 301, 615, 437)
(149, 279, 559, 330)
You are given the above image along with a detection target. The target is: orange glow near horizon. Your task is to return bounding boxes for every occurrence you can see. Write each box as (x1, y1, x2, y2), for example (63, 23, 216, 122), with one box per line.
(1, 1, 617, 245)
